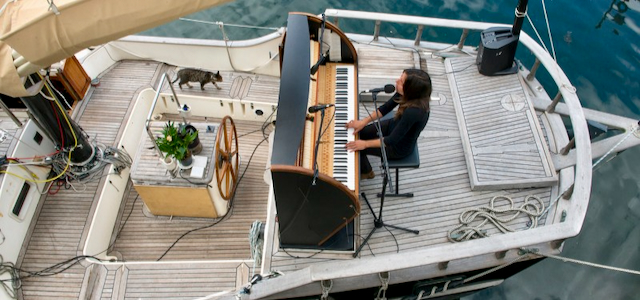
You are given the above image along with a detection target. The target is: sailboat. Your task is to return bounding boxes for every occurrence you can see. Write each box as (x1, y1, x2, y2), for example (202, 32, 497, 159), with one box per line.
(1, 1, 638, 299)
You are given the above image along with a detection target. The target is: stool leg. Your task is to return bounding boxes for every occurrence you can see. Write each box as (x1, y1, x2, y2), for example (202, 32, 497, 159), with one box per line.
(377, 168, 414, 198)
(395, 168, 399, 195)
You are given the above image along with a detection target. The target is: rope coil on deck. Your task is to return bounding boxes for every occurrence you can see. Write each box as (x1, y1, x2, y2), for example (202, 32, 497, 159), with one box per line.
(447, 195, 545, 242)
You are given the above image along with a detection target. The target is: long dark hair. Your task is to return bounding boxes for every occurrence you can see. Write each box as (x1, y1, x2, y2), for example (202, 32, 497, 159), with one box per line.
(395, 68, 431, 119)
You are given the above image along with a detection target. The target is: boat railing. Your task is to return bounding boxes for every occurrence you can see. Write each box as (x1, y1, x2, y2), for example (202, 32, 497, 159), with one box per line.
(0, 98, 23, 127)
(145, 72, 185, 159)
(323, 9, 592, 229)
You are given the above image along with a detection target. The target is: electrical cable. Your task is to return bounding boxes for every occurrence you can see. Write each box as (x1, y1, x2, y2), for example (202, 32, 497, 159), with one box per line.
(99, 194, 140, 259)
(0, 254, 105, 297)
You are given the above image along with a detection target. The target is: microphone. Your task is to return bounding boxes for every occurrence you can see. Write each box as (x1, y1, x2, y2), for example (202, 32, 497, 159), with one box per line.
(361, 84, 396, 94)
(311, 13, 328, 77)
(308, 104, 334, 113)
(310, 52, 328, 75)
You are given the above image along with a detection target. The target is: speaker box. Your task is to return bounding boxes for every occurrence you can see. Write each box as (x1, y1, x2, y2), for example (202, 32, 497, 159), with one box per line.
(476, 27, 519, 76)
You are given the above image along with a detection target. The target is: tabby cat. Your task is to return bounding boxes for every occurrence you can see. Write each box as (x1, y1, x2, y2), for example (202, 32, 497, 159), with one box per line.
(172, 69, 223, 90)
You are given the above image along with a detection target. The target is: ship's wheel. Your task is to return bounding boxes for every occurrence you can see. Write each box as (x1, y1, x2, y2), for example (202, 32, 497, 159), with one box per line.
(215, 116, 239, 200)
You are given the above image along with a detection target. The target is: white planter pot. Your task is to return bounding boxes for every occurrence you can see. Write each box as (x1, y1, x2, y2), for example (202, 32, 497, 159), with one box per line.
(160, 156, 177, 171)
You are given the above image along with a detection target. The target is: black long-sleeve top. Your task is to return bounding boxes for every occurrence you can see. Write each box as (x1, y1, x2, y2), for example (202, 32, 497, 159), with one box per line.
(377, 93, 430, 156)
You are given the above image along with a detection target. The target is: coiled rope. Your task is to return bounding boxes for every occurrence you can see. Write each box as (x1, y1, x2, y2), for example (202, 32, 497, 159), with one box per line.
(447, 195, 545, 242)
(249, 221, 264, 275)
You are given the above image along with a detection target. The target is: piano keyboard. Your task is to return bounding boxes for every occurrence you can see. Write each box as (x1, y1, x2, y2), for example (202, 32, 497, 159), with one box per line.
(332, 65, 356, 190)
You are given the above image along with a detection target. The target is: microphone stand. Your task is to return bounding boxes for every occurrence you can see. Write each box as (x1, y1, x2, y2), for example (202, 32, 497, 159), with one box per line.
(353, 91, 419, 258)
(311, 108, 326, 185)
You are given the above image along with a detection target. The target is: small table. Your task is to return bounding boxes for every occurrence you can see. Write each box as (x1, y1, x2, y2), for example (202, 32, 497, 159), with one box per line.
(130, 122, 227, 218)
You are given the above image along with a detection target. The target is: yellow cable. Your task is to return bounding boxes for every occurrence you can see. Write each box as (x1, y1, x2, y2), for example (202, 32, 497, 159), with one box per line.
(15, 163, 39, 179)
(1, 75, 79, 183)
(1, 152, 72, 183)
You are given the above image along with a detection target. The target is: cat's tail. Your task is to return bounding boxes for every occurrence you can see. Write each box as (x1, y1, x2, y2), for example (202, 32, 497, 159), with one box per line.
(171, 67, 180, 83)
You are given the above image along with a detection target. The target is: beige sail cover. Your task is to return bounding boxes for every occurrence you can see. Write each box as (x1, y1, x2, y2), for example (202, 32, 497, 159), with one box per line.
(0, 0, 233, 97)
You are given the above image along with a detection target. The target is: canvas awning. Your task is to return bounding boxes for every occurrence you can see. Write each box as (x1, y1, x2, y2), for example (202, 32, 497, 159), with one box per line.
(0, 0, 233, 97)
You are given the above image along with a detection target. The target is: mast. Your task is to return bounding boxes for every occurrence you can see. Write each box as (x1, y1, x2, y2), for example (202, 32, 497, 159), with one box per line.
(20, 74, 94, 165)
(512, 0, 529, 36)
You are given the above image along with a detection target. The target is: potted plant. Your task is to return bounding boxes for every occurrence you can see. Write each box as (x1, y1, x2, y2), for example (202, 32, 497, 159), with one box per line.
(156, 121, 197, 169)
(179, 123, 202, 155)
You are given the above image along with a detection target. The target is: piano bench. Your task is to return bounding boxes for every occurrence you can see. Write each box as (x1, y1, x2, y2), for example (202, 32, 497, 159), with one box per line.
(377, 143, 420, 198)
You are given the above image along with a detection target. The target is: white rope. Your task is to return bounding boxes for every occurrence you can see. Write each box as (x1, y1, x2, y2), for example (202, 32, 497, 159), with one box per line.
(540, 190, 564, 221)
(523, 0, 557, 61)
(526, 14, 552, 57)
(320, 279, 333, 300)
(45, 76, 74, 110)
(448, 195, 545, 242)
(540, 0, 557, 61)
(375, 272, 390, 300)
(527, 250, 640, 276)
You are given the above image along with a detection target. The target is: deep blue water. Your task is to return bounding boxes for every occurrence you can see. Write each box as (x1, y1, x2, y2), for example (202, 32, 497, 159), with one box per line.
(141, 1, 640, 299)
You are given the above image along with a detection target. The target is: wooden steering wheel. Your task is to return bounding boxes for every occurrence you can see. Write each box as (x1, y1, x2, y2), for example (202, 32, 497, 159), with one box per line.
(214, 116, 239, 200)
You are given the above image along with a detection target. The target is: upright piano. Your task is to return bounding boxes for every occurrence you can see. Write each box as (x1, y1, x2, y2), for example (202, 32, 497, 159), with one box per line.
(270, 13, 360, 250)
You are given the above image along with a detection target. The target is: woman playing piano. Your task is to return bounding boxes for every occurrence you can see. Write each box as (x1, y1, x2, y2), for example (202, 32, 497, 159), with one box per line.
(346, 69, 431, 179)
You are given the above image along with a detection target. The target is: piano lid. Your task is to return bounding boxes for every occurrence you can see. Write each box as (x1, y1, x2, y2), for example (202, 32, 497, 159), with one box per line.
(271, 14, 311, 166)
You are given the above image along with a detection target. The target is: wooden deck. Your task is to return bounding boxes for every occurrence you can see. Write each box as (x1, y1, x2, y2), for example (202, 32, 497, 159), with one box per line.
(15, 44, 557, 299)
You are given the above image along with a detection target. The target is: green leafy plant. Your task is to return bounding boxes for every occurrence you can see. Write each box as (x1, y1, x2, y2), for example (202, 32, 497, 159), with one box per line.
(155, 121, 197, 161)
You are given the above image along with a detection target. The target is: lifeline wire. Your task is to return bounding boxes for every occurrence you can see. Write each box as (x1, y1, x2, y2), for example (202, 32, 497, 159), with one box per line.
(525, 0, 557, 61)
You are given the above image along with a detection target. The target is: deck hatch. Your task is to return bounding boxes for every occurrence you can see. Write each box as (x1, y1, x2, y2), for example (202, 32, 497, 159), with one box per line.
(446, 56, 557, 190)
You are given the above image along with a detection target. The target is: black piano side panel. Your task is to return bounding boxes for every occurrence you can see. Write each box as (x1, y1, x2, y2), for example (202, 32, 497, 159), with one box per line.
(272, 166, 358, 249)
(271, 14, 310, 166)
